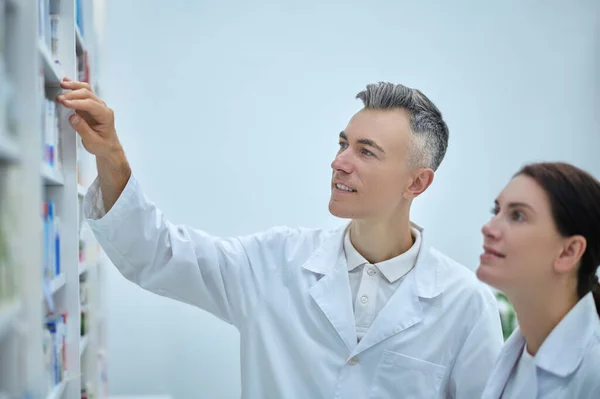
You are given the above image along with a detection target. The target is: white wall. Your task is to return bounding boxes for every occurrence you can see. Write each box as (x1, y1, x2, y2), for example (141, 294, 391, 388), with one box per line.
(99, 0, 600, 397)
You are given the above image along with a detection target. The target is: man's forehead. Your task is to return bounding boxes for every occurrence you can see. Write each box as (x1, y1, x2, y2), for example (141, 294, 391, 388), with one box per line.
(344, 109, 412, 147)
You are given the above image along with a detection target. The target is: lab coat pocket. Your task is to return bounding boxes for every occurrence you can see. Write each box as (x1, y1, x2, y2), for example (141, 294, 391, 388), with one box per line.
(369, 350, 446, 399)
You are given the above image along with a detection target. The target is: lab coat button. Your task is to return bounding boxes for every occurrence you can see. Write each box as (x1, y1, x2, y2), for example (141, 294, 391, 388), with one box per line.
(348, 356, 359, 365)
(360, 295, 368, 304)
(367, 268, 376, 276)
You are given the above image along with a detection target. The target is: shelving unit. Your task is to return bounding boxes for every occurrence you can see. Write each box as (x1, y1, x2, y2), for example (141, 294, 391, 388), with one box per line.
(0, 301, 22, 339)
(0, 1, 108, 398)
(0, 134, 21, 163)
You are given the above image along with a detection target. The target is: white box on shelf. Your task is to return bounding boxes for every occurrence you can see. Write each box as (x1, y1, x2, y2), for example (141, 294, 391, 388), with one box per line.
(77, 184, 87, 197)
(79, 334, 89, 356)
(46, 381, 66, 399)
(38, 39, 65, 87)
(49, 274, 66, 294)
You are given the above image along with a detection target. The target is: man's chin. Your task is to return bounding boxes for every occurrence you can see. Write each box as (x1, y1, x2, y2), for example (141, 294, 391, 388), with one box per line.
(328, 201, 354, 219)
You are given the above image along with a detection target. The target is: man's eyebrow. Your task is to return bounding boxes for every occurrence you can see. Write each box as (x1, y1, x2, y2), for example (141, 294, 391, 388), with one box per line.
(339, 131, 385, 154)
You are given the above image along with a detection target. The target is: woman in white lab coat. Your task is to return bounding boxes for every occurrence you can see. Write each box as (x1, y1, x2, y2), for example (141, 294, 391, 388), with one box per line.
(477, 161, 600, 399)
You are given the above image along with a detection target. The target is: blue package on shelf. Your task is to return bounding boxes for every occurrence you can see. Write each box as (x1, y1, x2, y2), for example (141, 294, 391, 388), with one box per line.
(42, 201, 60, 281)
(47, 201, 54, 279)
(45, 320, 59, 385)
(42, 202, 48, 278)
(55, 216, 60, 276)
(76, 0, 83, 35)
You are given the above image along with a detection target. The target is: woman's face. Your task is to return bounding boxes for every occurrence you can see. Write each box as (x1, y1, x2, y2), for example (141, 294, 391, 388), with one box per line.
(477, 174, 567, 296)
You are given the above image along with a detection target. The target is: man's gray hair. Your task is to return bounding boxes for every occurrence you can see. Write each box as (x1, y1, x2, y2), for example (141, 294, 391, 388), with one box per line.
(356, 82, 449, 171)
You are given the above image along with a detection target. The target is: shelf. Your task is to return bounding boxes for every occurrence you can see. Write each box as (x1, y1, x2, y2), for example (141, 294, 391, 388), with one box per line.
(38, 39, 65, 87)
(50, 274, 66, 294)
(80, 334, 89, 356)
(46, 380, 66, 399)
(0, 134, 20, 164)
(75, 26, 85, 54)
(0, 300, 22, 340)
(41, 163, 65, 186)
(5, 1, 105, 396)
(79, 262, 91, 276)
(78, 184, 87, 197)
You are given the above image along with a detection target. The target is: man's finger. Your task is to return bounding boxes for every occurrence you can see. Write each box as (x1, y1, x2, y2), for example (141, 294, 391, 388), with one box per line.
(62, 98, 108, 120)
(57, 88, 102, 104)
(69, 114, 98, 142)
(60, 79, 92, 92)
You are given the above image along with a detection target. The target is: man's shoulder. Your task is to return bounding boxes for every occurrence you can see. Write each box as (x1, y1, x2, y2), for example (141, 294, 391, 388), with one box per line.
(426, 245, 497, 308)
(236, 224, 341, 252)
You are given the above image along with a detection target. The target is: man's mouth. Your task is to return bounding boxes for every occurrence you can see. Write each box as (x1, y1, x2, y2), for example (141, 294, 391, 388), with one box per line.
(335, 183, 357, 192)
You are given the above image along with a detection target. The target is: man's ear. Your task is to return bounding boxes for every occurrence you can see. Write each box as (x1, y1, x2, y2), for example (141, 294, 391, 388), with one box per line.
(554, 235, 587, 275)
(403, 168, 434, 200)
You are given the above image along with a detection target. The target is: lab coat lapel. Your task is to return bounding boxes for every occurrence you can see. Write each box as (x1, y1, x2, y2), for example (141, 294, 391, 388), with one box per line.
(483, 328, 527, 398)
(352, 233, 441, 356)
(303, 224, 357, 353)
(353, 268, 422, 356)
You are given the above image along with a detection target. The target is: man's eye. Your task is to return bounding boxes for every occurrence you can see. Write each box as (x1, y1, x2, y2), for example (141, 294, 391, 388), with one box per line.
(362, 149, 374, 157)
(339, 142, 348, 150)
(490, 207, 500, 216)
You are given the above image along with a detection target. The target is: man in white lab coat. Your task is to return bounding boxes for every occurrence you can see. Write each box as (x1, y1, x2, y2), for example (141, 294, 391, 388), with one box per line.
(58, 78, 503, 398)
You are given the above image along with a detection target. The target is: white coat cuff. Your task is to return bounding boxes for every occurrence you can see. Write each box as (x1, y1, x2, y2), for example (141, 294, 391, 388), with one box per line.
(83, 173, 137, 227)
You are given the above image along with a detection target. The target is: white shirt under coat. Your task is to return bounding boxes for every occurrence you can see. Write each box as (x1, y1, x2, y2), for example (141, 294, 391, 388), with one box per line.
(345, 226, 421, 341)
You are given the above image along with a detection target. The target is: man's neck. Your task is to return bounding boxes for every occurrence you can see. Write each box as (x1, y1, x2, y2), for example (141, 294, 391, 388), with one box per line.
(349, 212, 414, 264)
(511, 287, 578, 356)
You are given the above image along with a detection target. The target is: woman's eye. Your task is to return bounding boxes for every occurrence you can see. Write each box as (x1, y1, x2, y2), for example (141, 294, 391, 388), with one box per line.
(490, 207, 499, 216)
(511, 211, 525, 222)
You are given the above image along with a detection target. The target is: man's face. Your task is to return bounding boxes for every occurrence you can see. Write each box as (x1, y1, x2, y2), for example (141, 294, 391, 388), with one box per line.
(328, 108, 414, 220)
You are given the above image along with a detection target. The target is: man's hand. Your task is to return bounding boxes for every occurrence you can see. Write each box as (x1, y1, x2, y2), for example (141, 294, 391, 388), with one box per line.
(57, 77, 121, 159)
(57, 77, 131, 213)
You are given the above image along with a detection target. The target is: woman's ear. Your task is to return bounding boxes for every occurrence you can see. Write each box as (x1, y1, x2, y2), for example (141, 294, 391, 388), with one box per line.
(403, 168, 434, 200)
(554, 235, 587, 274)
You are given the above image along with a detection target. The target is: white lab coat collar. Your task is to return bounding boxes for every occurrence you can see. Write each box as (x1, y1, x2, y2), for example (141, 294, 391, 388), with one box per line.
(344, 224, 422, 284)
(301, 221, 443, 356)
(302, 221, 442, 299)
(482, 292, 600, 398)
(535, 292, 599, 377)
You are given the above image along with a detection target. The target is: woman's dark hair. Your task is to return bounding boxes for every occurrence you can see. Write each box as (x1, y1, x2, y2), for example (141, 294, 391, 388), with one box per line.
(515, 162, 600, 317)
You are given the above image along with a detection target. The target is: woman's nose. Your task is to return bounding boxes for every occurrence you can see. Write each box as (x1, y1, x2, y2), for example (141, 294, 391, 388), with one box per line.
(482, 218, 500, 240)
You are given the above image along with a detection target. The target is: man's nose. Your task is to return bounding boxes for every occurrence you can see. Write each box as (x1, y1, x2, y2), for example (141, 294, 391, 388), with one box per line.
(331, 151, 353, 174)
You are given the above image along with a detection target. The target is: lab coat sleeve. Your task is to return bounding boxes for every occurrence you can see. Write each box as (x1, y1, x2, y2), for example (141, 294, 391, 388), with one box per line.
(83, 173, 283, 328)
(448, 295, 504, 398)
